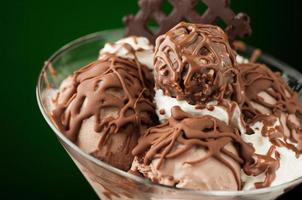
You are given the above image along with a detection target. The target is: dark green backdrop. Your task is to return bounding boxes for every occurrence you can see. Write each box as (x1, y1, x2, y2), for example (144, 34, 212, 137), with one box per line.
(1, 0, 301, 199)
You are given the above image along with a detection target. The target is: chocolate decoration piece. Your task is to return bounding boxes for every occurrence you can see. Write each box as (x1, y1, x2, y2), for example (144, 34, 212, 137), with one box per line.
(154, 22, 240, 105)
(124, 0, 251, 43)
(237, 62, 302, 154)
(51, 54, 157, 170)
(132, 106, 256, 190)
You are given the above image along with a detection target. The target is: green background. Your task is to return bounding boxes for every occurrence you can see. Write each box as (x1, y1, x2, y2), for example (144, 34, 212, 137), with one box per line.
(1, 0, 301, 199)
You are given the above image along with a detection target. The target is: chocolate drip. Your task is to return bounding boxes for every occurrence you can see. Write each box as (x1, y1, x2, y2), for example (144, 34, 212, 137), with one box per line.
(51, 54, 157, 169)
(154, 22, 240, 105)
(133, 106, 256, 190)
(237, 63, 302, 154)
(244, 146, 280, 189)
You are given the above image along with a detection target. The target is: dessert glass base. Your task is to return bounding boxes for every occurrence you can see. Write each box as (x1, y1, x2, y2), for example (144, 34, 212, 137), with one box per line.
(36, 29, 302, 200)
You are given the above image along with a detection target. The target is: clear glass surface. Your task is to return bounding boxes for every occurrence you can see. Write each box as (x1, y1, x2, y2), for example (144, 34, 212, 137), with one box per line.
(36, 29, 302, 200)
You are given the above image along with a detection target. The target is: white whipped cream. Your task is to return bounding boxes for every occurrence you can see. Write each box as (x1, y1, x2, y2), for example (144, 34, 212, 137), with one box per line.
(236, 55, 249, 64)
(99, 36, 154, 69)
(241, 121, 302, 190)
(154, 89, 245, 134)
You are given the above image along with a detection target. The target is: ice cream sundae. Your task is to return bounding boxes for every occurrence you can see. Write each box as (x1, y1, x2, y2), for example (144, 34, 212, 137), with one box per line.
(38, 0, 302, 199)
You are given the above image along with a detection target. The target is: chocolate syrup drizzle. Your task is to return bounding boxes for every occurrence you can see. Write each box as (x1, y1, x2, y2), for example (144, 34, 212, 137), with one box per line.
(152, 22, 291, 188)
(51, 54, 157, 169)
(133, 106, 256, 190)
(154, 22, 240, 105)
(244, 146, 280, 188)
(237, 63, 302, 154)
(234, 62, 302, 188)
(50, 21, 302, 189)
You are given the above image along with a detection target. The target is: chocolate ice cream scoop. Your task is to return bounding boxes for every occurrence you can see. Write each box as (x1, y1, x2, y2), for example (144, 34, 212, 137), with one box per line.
(154, 22, 239, 105)
(237, 62, 302, 154)
(51, 54, 157, 170)
(130, 106, 255, 190)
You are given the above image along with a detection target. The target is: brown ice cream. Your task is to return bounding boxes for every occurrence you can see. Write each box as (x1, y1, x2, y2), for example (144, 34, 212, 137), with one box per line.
(130, 106, 255, 190)
(237, 62, 302, 154)
(51, 54, 157, 170)
(234, 62, 302, 188)
(154, 22, 240, 105)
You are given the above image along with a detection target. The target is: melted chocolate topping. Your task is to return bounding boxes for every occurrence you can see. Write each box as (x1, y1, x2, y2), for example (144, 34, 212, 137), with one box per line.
(154, 22, 240, 105)
(51, 54, 157, 168)
(237, 63, 302, 154)
(244, 146, 280, 189)
(133, 106, 256, 190)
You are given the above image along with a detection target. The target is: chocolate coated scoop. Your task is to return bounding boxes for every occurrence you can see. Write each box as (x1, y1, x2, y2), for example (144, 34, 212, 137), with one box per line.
(154, 22, 239, 105)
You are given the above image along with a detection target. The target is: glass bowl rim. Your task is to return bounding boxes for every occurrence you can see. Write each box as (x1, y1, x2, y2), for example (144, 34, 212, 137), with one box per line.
(36, 28, 302, 196)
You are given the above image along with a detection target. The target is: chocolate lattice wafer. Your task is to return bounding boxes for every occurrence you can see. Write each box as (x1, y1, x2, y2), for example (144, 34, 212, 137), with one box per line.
(123, 0, 251, 43)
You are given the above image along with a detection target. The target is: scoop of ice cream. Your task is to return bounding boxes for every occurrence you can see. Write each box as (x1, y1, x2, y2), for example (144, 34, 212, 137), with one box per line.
(154, 22, 240, 105)
(130, 106, 255, 191)
(99, 36, 154, 70)
(236, 62, 302, 188)
(51, 54, 157, 170)
(237, 62, 302, 153)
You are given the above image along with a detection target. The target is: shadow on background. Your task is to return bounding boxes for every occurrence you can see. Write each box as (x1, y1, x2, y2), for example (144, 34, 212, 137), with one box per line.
(0, 0, 301, 199)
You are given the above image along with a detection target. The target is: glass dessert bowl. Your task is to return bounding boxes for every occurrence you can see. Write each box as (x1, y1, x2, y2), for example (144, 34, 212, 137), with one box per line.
(36, 29, 302, 200)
